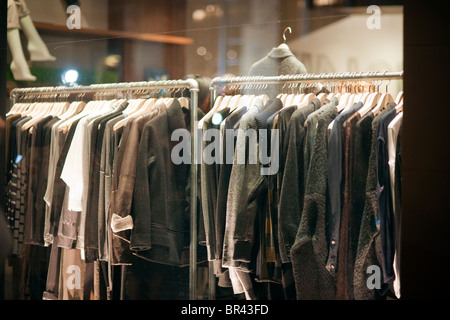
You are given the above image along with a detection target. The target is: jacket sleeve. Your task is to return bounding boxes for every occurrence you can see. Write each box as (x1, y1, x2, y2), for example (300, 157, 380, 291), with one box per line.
(376, 116, 396, 284)
(231, 159, 265, 264)
(130, 123, 154, 251)
(111, 119, 141, 234)
(200, 120, 216, 262)
(223, 118, 253, 269)
(278, 117, 305, 263)
(226, 121, 266, 268)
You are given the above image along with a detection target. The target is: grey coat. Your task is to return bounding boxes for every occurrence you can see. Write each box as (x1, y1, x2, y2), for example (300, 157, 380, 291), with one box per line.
(248, 46, 307, 98)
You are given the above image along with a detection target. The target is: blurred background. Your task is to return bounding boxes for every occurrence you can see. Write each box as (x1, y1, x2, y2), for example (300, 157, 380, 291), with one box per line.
(5, 0, 403, 94)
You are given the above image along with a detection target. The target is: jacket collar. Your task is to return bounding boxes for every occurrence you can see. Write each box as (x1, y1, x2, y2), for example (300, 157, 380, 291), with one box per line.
(166, 99, 187, 134)
(267, 45, 294, 59)
(310, 98, 322, 110)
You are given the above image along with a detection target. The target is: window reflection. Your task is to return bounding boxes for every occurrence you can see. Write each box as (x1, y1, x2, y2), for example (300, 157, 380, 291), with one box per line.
(4, 0, 403, 301)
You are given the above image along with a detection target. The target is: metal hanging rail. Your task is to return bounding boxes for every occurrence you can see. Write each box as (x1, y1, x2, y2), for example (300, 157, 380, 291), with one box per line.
(9, 79, 200, 301)
(210, 70, 403, 87)
(210, 70, 403, 101)
(10, 79, 199, 102)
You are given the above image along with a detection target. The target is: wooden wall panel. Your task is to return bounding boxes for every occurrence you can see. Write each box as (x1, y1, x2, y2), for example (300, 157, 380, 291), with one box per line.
(108, 0, 188, 81)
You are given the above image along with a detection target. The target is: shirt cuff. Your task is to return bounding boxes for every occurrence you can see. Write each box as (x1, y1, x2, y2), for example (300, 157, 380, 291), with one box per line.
(111, 213, 134, 233)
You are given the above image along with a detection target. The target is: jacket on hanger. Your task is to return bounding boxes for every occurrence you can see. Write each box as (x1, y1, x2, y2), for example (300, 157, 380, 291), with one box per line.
(248, 46, 307, 98)
(278, 98, 322, 265)
(130, 100, 190, 266)
(111, 104, 166, 264)
(97, 113, 126, 262)
(201, 107, 231, 266)
(326, 102, 364, 280)
(223, 98, 283, 271)
(213, 106, 248, 286)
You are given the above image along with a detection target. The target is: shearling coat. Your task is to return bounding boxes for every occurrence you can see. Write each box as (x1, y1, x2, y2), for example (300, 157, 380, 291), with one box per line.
(290, 100, 338, 300)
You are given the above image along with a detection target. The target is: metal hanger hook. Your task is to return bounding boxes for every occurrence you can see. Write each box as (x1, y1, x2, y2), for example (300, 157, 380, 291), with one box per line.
(282, 27, 292, 43)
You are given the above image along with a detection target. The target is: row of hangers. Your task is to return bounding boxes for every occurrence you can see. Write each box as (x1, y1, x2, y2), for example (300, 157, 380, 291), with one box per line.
(203, 78, 403, 131)
(273, 27, 404, 117)
(112, 95, 189, 131)
(276, 78, 403, 113)
(274, 78, 404, 118)
(198, 92, 270, 129)
(8, 90, 191, 133)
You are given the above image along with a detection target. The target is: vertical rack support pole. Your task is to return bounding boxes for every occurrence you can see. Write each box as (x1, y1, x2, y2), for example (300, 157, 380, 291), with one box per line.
(188, 80, 199, 300)
(207, 81, 219, 300)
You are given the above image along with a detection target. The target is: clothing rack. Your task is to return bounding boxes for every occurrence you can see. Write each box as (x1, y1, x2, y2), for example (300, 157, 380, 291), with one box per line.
(206, 70, 403, 300)
(9, 79, 201, 300)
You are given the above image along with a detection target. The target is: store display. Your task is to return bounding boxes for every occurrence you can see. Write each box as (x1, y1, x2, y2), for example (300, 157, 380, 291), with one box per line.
(4, 72, 404, 300)
(3, 66, 404, 301)
(1, 0, 449, 307)
(7, 0, 56, 81)
(1, 0, 415, 302)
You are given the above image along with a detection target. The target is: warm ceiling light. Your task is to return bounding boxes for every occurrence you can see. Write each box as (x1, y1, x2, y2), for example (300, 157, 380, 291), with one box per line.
(197, 46, 207, 56)
(192, 9, 206, 21)
(227, 49, 238, 59)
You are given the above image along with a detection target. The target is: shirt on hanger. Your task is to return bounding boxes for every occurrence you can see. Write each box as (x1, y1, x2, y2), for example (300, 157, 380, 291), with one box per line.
(326, 102, 363, 278)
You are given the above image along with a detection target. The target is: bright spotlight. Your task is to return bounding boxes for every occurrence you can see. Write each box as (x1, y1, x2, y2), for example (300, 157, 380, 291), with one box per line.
(211, 112, 223, 125)
(62, 69, 79, 84)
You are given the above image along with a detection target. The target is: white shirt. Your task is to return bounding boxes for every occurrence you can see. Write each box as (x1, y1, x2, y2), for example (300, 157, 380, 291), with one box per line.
(60, 101, 117, 251)
(387, 111, 403, 299)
